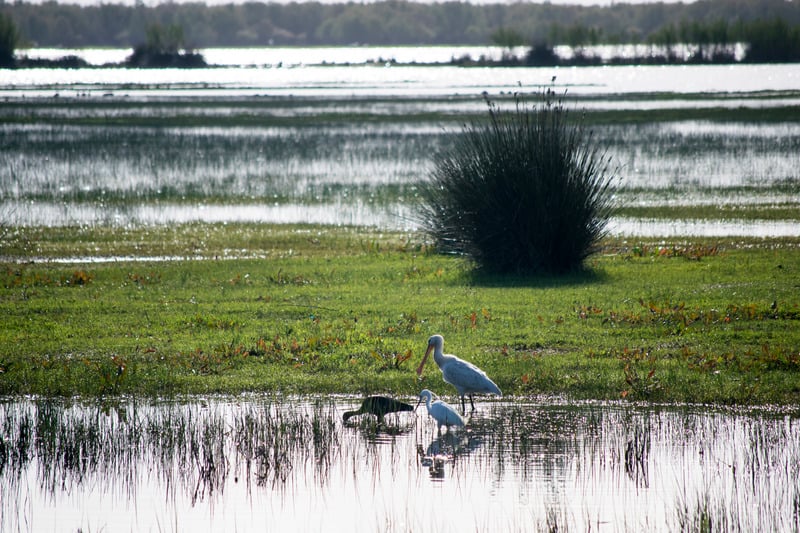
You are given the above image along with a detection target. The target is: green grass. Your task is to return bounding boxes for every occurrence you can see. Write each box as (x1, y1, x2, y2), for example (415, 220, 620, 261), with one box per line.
(615, 203, 800, 221)
(1, 223, 798, 403)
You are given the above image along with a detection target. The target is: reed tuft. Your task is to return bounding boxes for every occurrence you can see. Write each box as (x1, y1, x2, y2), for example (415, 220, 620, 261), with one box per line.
(418, 91, 617, 274)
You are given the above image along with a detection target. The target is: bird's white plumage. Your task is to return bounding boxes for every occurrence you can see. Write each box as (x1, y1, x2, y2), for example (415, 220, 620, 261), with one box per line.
(416, 334, 502, 412)
(417, 389, 465, 430)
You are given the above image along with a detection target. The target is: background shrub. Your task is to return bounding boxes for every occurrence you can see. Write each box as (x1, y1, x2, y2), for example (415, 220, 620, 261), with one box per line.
(0, 12, 20, 67)
(418, 91, 617, 275)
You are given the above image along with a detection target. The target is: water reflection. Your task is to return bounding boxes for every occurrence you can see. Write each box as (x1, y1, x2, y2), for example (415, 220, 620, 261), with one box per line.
(3, 100, 797, 237)
(1, 396, 797, 532)
(609, 217, 800, 238)
(5, 62, 800, 98)
(417, 427, 481, 482)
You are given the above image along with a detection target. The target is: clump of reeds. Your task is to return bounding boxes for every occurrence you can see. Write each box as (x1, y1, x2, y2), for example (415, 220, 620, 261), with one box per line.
(232, 398, 341, 487)
(0, 398, 344, 499)
(418, 91, 616, 274)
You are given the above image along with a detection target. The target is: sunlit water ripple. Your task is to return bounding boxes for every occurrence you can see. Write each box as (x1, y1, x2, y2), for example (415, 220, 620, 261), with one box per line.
(3, 200, 799, 238)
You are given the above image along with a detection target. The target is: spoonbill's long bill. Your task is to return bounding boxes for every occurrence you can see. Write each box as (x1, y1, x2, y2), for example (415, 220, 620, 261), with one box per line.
(416, 389, 465, 432)
(416, 334, 502, 413)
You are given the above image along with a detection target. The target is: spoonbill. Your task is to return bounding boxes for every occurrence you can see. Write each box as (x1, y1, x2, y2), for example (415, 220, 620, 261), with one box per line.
(416, 334, 502, 413)
(416, 389, 465, 432)
(342, 396, 414, 423)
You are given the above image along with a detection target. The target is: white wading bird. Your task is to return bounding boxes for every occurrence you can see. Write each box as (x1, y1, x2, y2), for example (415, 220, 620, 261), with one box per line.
(416, 334, 502, 413)
(416, 389, 465, 432)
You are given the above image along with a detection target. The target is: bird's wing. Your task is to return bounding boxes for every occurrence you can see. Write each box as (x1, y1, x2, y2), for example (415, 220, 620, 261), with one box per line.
(430, 402, 464, 426)
(441, 357, 501, 395)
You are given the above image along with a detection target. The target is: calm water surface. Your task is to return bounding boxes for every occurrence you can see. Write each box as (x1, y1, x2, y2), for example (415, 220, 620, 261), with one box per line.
(6, 47, 800, 98)
(1, 397, 798, 532)
(5, 201, 800, 238)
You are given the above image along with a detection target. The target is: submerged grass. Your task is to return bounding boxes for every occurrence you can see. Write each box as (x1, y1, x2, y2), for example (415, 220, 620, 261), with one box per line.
(0, 397, 341, 499)
(1, 224, 798, 404)
(4, 94, 800, 127)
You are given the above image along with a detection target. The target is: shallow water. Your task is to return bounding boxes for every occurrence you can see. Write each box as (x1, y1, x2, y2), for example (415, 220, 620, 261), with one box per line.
(4, 200, 800, 239)
(1, 396, 798, 532)
(2, 117, 798, 233)
(2, 50, 799, 236)
(6, 48, 800, 97)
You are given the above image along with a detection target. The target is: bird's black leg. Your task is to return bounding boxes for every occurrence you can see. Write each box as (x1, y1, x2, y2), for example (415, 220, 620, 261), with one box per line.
(460, 395, 466, 414)
(469, 394, 476, 412)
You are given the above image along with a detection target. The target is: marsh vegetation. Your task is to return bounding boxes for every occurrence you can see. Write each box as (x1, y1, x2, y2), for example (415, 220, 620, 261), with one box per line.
(418, 92, 616, 274)
(1, 224, 798, 404)
(1, 51, 799, 532)
(1, 89, 798, 232)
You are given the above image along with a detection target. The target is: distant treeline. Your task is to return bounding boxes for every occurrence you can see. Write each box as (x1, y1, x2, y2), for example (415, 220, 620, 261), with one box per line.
(3, 0, 800, 51)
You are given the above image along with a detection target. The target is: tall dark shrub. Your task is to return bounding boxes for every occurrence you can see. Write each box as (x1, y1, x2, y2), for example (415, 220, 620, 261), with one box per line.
(0, 12, 20, 67)
(418, 92, 616, 275)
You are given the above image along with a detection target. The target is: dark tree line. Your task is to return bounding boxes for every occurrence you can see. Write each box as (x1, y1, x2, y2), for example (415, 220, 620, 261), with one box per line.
(2, 0, 799, 48)
(641, 14, 800, 62)
(2, 0, 800, 63)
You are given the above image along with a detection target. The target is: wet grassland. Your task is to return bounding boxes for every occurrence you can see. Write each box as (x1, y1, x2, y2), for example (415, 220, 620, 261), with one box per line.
(1, 224, 798, 403)
(2, 93, 799, 225)
(2, 91, 800, 533)
(1, 92, 799, 403)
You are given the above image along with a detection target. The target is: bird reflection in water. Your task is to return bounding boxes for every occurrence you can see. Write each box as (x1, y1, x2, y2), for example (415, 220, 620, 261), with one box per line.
(419, 450, 447, 479)
(416, 430, 480, 480)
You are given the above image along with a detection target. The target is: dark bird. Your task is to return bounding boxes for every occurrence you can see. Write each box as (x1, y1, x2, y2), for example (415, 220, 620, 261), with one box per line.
(416, 334, 502, 413)
(342, 396, 414, 423)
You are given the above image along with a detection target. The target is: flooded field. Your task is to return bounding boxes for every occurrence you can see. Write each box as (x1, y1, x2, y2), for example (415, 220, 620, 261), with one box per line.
(2, 98, 799, 234)
(5, 50, 800, 97)
(1, 49, 799, 235)
(1, 396, 798, 532)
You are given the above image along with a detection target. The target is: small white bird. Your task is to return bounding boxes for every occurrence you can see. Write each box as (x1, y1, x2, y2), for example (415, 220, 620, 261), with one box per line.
(416, 389, 465, 432)
(416, 334, 502, 413)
